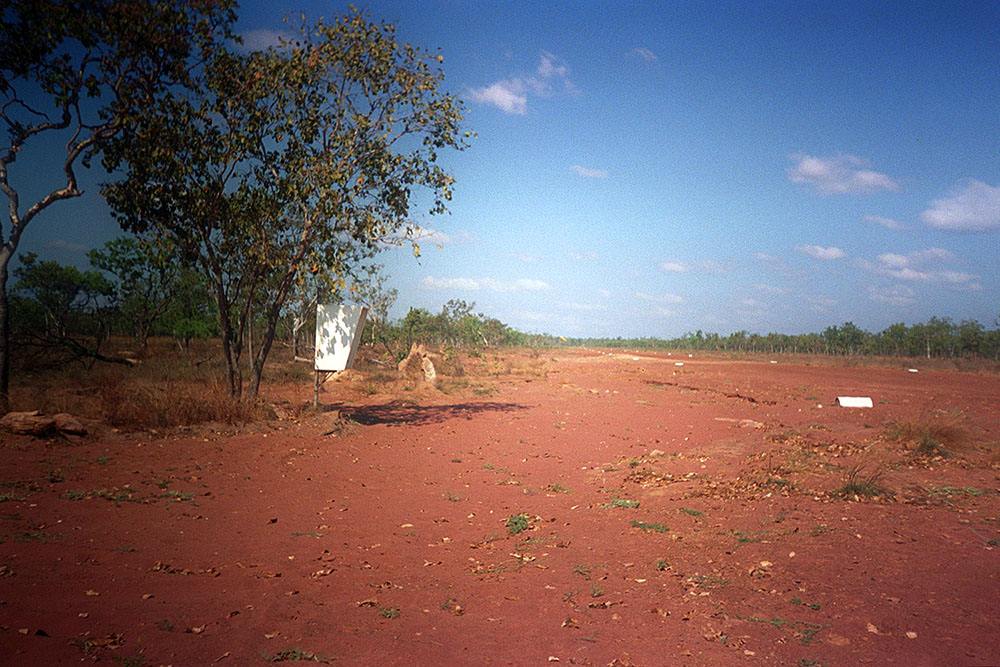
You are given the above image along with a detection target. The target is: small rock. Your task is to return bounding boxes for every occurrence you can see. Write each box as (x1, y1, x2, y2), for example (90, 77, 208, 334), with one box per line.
(906, 631, 917, 639)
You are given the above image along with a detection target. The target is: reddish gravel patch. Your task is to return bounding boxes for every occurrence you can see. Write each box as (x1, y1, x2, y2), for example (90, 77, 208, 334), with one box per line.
(1, 349, 999, 665)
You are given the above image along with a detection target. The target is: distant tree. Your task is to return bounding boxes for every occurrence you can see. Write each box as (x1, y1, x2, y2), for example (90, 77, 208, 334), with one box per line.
(0, 0, 236, 409)
(103, 10, 469, 397)
(10, 252, 123, 363)
(87, 236, 177, 353)
(352, 264, 397, 348)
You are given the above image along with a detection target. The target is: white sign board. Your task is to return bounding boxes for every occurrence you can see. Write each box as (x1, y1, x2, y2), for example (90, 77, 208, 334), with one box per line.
(315, 304, 369, 371)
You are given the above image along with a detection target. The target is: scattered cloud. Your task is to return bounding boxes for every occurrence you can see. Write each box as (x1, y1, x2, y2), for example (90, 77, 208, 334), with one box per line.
(408, 226, 477, 247)
(568, 251, 599, 261)
(921, 179, 1000, 232)
(652, 307, 678, 317)
(753, 283, 791, 295)
(571, 165, 609, 179)
(868, 285, 916, 306)
(636, 292, 684, 304)
(422, 276, 550, 292)
(797, 245, 846, 260)
(561, 302, 606, 312)
(628, 47, 658, 62)
(44, 239, 87, 253)
(788, 153, 900, 194)
(660, 258, 732, 273)
(237, 29, 294, 52)
(862, 247, 981, 289)
(597, 289, 612, 297)
(806, 295, 837, 312)
(515, 252, 547, 263)
(469, 51, 574, 114)
(468, 80, 528, 114)
(865, 215, 905, 230)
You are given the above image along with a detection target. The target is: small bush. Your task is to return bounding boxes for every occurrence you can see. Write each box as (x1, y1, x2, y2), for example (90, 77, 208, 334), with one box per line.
(505, 512, 531, 535)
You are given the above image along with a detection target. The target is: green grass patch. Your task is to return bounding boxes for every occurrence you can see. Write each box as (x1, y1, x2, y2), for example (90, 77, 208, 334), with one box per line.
(790, 597, 822, 611)
(680, 507, 703, 517)
(379, 606, 401, 619)
(505, 512, 531, 535)
(630, 520, 669, 533)
(602, 497, 639, 509)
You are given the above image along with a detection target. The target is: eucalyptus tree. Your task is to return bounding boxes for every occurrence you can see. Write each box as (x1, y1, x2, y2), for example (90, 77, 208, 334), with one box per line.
(0, 0, 236, 410)
(104, 10, 470, 397)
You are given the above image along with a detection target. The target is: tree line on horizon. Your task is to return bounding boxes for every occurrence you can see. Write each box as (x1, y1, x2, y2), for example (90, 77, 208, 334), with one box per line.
(561, 318, 1000, 360)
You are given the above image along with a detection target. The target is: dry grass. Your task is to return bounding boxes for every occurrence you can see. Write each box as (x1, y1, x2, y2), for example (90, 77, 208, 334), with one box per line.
(882, 418, 970, 458)
(97, 375, 272, 429)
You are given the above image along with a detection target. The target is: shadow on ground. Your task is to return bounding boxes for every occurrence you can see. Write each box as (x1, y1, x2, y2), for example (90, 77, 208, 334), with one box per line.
(326, 399, 527, 426)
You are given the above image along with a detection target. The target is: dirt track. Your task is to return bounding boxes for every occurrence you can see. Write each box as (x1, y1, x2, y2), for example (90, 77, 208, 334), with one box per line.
(2, 349, 999, 665)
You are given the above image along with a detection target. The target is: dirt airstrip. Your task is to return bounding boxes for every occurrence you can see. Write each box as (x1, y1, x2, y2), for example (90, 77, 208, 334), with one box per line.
(1, 348, 998, 666)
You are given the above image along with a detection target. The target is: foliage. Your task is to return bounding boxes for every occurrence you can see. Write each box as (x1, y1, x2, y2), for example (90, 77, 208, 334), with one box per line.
(102, 9, 469, 397)
(505, 512, 531, 535)
(563, 316, 1000, 360)
(87, 237, 178, 351)
(10, 252, 120, 363)
(0, 0, 237, 410)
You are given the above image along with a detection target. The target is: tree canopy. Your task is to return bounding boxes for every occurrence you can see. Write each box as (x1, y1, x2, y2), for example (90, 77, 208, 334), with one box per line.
(102, 9, 470, 397)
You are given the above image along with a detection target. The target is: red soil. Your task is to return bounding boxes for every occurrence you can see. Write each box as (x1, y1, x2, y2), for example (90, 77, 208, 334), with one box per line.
(1, 349, 999, 666)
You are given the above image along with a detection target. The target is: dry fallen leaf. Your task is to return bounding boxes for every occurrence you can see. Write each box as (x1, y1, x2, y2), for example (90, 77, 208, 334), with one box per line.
(84, 589, 99, 596)
(866, 622, 879, 634)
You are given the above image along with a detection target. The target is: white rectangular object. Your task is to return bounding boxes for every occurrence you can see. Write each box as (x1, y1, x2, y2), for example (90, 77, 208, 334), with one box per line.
(315, 304, 368, 371)
(837, 396, 873, 408)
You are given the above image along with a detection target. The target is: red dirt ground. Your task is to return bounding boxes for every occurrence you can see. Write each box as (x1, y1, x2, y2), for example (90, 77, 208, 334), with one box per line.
(1, 348, 999, 666)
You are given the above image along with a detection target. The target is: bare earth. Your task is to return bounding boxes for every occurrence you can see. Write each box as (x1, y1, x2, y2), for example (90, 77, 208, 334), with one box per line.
(2, 349, 999, 666)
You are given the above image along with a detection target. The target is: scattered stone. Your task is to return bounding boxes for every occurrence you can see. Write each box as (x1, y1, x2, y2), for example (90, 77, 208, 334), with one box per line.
(53, 413, 87, 435)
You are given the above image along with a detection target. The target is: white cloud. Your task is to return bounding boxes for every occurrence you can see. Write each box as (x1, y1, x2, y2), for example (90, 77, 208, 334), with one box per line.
(628, 47, 658, 62)
(421, 276, 550, 292)
(561, 302, 606, 312)
(806, 295, 837, 311)
(652, 307, 678, 317)
(921, 179, 1000, 232)
(863, 247, 981, 289)
(238, 29, 294, 52)
(660, 260, 689, 272)
(788, 153, 900, 194)
(636, 292, 684, 304)
(660, 258, 732, 273)
(469, 51, 574, 114)
(467, 80, 527, 114)
(868, 285, 915, 306)
(797, 245, 846, 260)
(571, 165, 609, 179)
(408, 226, 477, 247)
(753, 283, 791, 295)
(44, 239, 87, 253)
(597, 289, 612, 297)
(865, 215, 905, 230)
(516, 253, 547, 263)
(568, 251, 599, 261)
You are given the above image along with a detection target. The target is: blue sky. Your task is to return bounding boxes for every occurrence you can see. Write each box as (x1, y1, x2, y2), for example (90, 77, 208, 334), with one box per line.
(15, 1, 1000, 338)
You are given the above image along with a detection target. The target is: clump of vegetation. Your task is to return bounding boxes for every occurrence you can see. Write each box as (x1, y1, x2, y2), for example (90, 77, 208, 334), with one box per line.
(602, 497, 639, 509)
(835, 461, 893, 500)
(505, 512, 531, 535)
(883, 419, 968, 458)
(630, 520, 669, 533)
(264, 647, 330, 663)
(379, 606, 401, 619)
